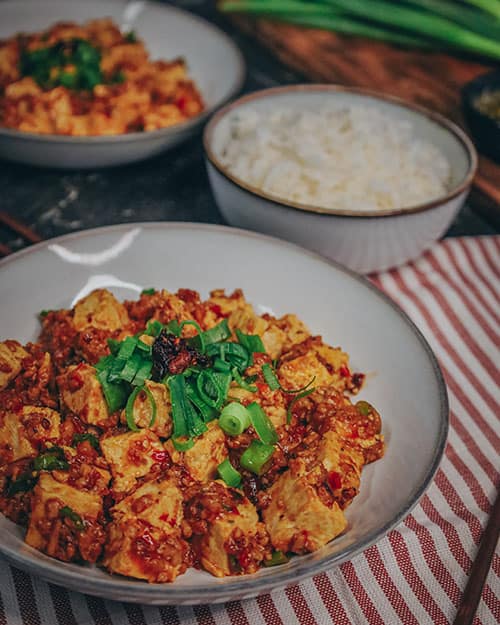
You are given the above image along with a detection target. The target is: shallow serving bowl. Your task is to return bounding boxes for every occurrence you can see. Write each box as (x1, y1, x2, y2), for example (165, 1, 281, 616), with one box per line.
(204, 85, 477, 274)
(0, 223, 447, 604)
(0, 0, 244, 168)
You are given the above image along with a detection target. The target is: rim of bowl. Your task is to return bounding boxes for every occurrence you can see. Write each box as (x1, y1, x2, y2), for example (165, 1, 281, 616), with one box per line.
(0, 1, 246, 145)
(203, 84, 478, 219)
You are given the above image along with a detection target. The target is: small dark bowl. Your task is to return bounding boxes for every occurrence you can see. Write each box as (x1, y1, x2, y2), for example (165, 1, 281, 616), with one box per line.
(462, 70, 500, 163)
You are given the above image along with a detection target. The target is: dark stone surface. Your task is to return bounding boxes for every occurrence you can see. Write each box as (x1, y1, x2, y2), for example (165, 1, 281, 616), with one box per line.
(0, 0, 497, 253)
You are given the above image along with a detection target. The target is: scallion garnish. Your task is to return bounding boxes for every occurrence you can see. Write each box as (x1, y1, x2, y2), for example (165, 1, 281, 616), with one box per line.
(172, 437, 195, 451)
(240, 440, 275, 475)
(6, 473, 36, 497)
(33, 447, 69, 472)
(167, 374, 190, 439)
(179, 320, 206, 353)
(196, 369, 224, 408)
(217, 458, 242, 488)
(235, 329, 265, 353)
(264, 551, 290, 567)
(96, 369, 129, 413)
(125, 385, 157, 431)
(145, 319, 164, 337)
(59, 506, 85, 531)
(206, 342, 250, 372)
(141, 288, 155, 295)
(286, 387, 316, 424)
(232, 367, 258, 392)
(72, 432, 99, 450)
(246, 402, 278, 445)
(185, 383, 217, 422)
(192, 318, 231, 349)
(261, 363, 280, 391)
(219, 402, 251, 436)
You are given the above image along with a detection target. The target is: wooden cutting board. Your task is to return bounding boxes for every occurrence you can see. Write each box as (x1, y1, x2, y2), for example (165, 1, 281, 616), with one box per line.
(228, 16, 500, 225)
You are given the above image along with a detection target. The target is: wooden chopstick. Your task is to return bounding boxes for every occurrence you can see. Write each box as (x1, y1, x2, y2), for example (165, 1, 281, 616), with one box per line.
(0, 211, 42, 257)
(453, 488, 500, 625)
(473, 175, 500, 207)
(0, 211, 42, 244)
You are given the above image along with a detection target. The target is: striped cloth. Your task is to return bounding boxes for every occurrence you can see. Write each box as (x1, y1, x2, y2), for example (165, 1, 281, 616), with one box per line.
(1, 236, 498, 625)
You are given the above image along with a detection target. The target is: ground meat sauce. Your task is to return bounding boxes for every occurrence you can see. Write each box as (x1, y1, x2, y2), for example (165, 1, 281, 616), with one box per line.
(0, 286, 384, 583)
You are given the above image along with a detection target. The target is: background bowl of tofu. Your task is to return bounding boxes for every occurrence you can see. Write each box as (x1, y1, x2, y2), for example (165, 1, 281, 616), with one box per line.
(0, 0, 244, 168)
(0, 223, 448, 604)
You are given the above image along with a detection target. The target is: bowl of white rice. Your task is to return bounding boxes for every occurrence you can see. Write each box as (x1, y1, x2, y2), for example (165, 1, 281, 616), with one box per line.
(203, 85, 477, 273)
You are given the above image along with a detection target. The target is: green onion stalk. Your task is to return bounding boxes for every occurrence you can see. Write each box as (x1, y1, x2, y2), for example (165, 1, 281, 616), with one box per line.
(219, 0, 500, 61)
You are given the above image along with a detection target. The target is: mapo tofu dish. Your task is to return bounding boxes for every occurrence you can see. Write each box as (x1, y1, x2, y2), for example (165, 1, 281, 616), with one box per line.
(0, 287, 384, 582)
(0, 19, 204, 135)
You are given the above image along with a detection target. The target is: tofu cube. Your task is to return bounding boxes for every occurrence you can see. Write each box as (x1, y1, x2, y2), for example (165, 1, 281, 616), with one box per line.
(186, 481, 269, 577)
(58, 363, 115, 428)
(0, 340, 28, 390)
(100, 430, 165, 495)
(278, 337, 350, 392)
(262, 460, 347, 554)
(119, 380, 172, 438)
(111, 478, 183, 530)
(0, 406, 60, 464)
(103, 517, 189, 582)
(73, 289, 129, 332)
(25, 472, 105, 563)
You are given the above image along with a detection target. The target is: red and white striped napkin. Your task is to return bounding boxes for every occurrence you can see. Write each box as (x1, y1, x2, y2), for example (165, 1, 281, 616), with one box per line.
(1, 236, 498, 625)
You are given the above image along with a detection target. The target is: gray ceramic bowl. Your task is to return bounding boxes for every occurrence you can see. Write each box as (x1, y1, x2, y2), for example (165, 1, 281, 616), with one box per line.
(204, 86, 477, 274)
(0, 223, 448, 604)
(0, 0, 245, 168)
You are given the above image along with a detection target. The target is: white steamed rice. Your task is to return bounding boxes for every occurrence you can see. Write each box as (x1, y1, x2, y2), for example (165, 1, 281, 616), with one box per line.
(218, 104, 451, 212)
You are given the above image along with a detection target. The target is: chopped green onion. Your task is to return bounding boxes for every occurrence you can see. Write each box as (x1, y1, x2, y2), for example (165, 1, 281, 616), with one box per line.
(6, 473, 36, 497)
(136, 339, 152, 354)
(219, 402, 251, 436)
(261, 363, 280, 391)
(235, 329, 265, 353)
(246, 402, 278, 445)
(95, 354, 114, 372)
(59, 506, 85, 531)
(167, 374, 189, 439)
(286, 388, 316, 424)
(214, 357, 231, 372)
(141, 288, 155, 295)
(125, 385, 157, 431)
(96, 369, 129, 413)
(217, 458, 242, 488)
(114, 353, 141, 383)
(206, 342, 250, 372)
(132, 359, 153, 387)
(191, 319, 231, 349)
(107, 338, 121, 355)
(280, 376, 316, 394)
(232, 367, 258, 393)
(240, 440, 275, 475)
(196, 370, 224, 408)
(145, 319, 164, 337)
(165, 319, 181, 336)
(125, 386, 141, 432)
(356, 400, 374, 416)
(172, 437, 195, 451)
(125, 30, 137, 43)
(117, 336, 138, 360)
(264, 550, 290, 567)
(179, 320, 205, 353)
(39, 309, 51, 318)
(214, 371, 232, 402)
(72, 433, 99, 450)
(33, 447, 69, 472)
(186, 383, 217, 422)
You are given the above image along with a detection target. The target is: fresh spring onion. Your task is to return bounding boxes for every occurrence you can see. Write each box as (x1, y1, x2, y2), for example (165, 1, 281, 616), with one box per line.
(261, 363, 280, 391)
(33, 447, 69, 472)
(219, 402, 251, 436)
(96, 368, 129, 413)
(59, 506, 85, 531)
(141, 288, 156, 295)
(264, 550, 290, 566)
(235, 328, 266, 353)
(217, 457, 243, 488)
(125, 385, 157, 432)
(206, 342, 250, 372)
(185, 382, 218, 422)
(286, 387, 316, 424)
(196, 369, 225, 408)
(219, 0, 500, 61)
(232, 367, 258, 392)
(72, 432, 100, 450)
(246, 402, 278, 445)
(6, 473, 36, 497)
(190, 318, 232, 350)
(240, 440, 275, 475)
(356, 400, 374, 416)
(172, 437, 195, 451)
